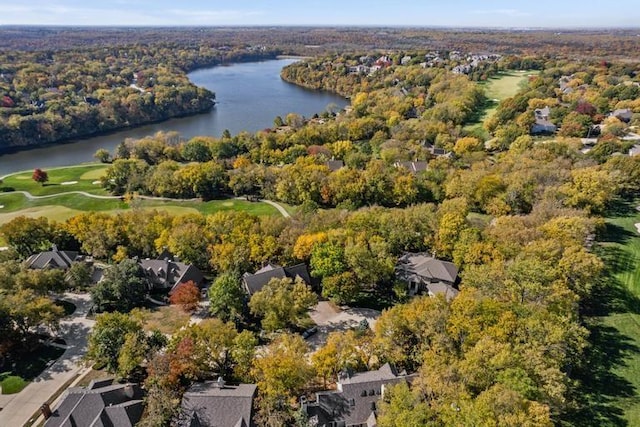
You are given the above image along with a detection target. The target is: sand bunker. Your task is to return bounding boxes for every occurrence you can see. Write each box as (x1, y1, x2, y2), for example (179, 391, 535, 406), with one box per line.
(61, 181, 78, 185)
(92, 180, 101, 185)
(635, 223, 640, 235)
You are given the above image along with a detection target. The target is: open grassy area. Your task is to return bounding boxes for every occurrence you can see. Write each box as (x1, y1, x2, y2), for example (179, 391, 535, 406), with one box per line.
(564, 200, 640, 426)
(1, 164, 109, 196)
(131, 305, 191, 335)
(464, 70, 538, 136)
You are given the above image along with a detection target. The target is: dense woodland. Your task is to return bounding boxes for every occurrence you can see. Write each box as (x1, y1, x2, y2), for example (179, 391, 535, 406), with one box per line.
(0, 44, 278, 152)
(2, 30, 640, 426)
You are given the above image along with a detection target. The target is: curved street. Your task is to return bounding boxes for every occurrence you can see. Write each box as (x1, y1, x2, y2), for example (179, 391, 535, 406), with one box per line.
(0, 293, 95, 427)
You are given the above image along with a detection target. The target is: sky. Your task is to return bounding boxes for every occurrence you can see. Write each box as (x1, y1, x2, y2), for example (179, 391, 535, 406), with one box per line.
(0, 0, 638, 28)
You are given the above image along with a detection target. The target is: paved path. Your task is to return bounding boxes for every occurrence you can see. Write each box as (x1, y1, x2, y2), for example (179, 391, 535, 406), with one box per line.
(307, 301, 380, 351)
(234, 196, 290, 218)
(1, 190, 291, 218)
(0, 293, 95, 427)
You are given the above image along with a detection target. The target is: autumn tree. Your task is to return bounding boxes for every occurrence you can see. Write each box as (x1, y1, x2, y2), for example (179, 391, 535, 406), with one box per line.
(169, 281, 201, 312)
(249, 277, 317, 333)
(32, 168, 48, 185)
(251, 333, 314, 426)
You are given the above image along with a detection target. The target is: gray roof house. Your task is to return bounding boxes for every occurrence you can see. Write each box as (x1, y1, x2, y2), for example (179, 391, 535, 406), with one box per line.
(531, 106, 557, 134)
(304, 363, 413, 427)
(43, 378, 143, 427)
(393, 161, 429, 173)
(139, 254, 204, 293)
(326, 160, 345, 172)
(612, 108, 633, 123)
(395, 252, 459, 299)
(25, 245, 81, 270)
(180, 379, 257, 427)
(242, 263, 311, 296)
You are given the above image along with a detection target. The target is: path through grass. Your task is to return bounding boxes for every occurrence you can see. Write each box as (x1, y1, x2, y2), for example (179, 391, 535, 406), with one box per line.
(465, 70, 538, 137)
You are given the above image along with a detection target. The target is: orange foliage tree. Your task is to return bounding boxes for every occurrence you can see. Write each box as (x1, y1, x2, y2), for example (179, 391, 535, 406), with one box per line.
(169, 281, 201, 312)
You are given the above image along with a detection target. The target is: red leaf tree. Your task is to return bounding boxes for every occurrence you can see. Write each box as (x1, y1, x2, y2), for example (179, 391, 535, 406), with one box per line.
(32, 168, 49, 186)
(169, 281, 201, 312)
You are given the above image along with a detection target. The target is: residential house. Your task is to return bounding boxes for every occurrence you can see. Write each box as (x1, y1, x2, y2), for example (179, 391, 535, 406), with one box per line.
(611, 108, 633, 123)
(43, 378, 143, 427)
(423, 142, 453, 158)
(242, 263, 312, 296)
(180, 378, 257, 427)
(531, 106, 557, 134)
(395, 252, 459, 299)
(393, 161, 428, 173)
(25, 245, 82, 270)
(325, 159, 345, 172)
(304, 363, 413, 427)
(139, 252, 204, 293)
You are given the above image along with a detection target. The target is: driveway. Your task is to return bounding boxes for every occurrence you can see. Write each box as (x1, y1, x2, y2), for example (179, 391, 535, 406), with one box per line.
(307, 301, 381, 351)
(0, 293, 95, 426)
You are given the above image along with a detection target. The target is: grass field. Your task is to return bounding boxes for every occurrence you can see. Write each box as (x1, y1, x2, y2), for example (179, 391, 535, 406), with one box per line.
(464, 70, 538, 136)
(1, 164, 109, 196)
(0, 163, 286, 223)
(131, 305, 191, 335)
(564, 200, 640, 426)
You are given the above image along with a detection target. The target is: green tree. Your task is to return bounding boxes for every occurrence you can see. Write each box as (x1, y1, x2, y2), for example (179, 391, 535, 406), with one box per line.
(208, 272, 245, 322)
(0, 216, 55, 258)
(91, 258, 148, 312)
(65, 261, 92, 290)
(94, 148, 111, 163)
(87, 312, 143, 372)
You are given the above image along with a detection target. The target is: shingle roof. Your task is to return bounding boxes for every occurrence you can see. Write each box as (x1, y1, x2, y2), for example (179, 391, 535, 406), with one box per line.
(396, 253, 458, 284)
(307, 364, 411, 427)
(326, 160, 345, 171)
(139, 258, 204, 292)
(181, 382, 257, 427)
(26, 246, 78, 270)
(44, 379, 143, 427)
(242, 263, 311, 295)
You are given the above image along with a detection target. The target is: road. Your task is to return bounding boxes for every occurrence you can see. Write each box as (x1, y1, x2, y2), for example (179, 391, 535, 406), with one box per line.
(0, 293, 95, 427)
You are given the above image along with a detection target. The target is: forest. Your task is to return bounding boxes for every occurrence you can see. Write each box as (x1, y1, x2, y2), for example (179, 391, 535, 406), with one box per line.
(1, 31, 640, 426)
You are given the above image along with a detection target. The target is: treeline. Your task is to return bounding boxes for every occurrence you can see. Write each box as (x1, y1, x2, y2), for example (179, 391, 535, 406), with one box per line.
(1, 27, 639, 59)
(0, 44, 279, 152)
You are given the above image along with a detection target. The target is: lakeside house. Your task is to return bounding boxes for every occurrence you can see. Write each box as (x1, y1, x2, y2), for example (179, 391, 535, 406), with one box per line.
(139, 251, 204, 294)
(393, 161, 429, 173)
(26, 245, 84, 270)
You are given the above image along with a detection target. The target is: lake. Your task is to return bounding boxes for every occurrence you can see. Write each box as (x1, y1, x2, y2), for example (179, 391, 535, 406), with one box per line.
(0, 59, 347, 175)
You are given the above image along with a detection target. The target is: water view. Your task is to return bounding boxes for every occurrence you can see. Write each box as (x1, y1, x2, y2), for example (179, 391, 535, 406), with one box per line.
(0, 59, 347, 175)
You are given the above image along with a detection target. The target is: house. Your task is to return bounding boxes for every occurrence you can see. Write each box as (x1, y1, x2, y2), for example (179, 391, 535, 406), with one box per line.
(43, 378, 143, 427)
(423, 142, 453, 158)
(395, 252, 459, 299)
(304, 363, 413, 427)
(325, 159, 345, 172)
(139, 252, 204, 293)
(611, 108, 633, 123)
(531, 106, 557, 134)
(180, 378, 257, 427)
(242, 263, 311, 296)
(393, 161, 428, 173)
(25, 244, 84, 270)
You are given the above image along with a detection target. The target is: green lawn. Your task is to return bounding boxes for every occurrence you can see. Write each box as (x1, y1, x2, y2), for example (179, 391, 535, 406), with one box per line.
(1, 344, 66, 394)
(1, 164, 109, 196)
(464, 70, 538, 136)
(564, 200, 640, 426)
